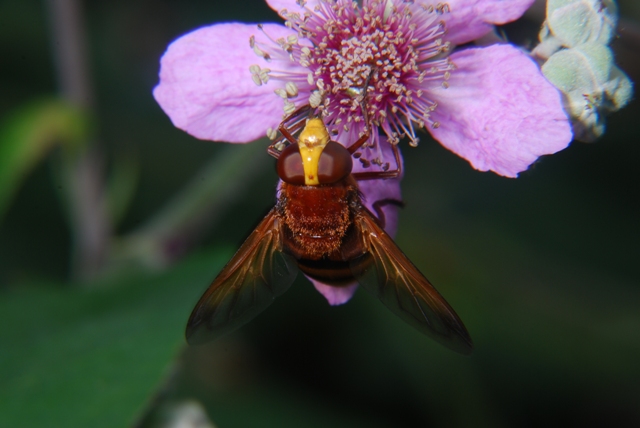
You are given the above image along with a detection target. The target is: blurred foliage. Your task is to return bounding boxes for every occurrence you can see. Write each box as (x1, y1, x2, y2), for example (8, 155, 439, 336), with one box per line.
(0, 249, 229, 427)
(0, 0, 639, 427)
(0, 99, 88, 221)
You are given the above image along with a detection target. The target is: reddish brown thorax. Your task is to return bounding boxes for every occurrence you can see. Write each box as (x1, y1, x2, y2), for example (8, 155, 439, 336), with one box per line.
(276, 176, 366, 287)
(278, 179, 356, 261)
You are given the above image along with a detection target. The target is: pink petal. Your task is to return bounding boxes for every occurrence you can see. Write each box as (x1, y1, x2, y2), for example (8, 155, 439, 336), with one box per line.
(153, 23, 301, 143)
(443, 0, 535, 45)
(309, 278, 359, 306)
(356, 176, 402, 238)
(328, 129, 404, 236)
(343, 132, 403, 236)
(429, 44, 572, 177)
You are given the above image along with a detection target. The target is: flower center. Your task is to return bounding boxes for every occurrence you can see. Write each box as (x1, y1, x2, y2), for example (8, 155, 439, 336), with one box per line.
(253, 0, 455, 147)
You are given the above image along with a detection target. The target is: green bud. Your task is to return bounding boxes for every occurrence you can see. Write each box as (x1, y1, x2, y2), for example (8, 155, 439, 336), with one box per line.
(541, 42, 633, 142)
(547, 0, 618, 47)
(603, 66, 633, 111)
(534, 0, 632, 142)
(542, 43, 612, 95)
(533, 22, 564, 60)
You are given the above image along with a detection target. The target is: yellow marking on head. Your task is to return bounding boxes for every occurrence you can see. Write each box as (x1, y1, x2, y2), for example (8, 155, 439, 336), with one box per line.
(298, 118, 330, 185)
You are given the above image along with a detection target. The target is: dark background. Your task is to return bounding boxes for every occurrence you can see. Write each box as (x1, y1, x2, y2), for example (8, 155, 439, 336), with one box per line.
(1, 1, 639, 427)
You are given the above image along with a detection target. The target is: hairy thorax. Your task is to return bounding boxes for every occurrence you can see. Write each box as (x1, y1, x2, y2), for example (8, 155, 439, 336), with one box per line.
(279, 181, 357, 261)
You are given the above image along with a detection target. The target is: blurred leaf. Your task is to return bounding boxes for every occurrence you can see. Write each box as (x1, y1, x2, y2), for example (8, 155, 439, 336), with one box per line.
(0, 249, 229, 428)
(0, 98, 89, 220)
(106, 151, 140, 227)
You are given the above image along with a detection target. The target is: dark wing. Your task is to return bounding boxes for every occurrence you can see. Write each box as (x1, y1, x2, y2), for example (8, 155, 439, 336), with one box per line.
(186, 208, 298, 345)
(350, 209, 473, 355)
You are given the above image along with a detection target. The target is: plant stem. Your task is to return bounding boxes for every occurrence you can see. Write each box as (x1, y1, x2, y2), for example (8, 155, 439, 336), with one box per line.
(109, 141, 271, 270)
(47, 0, 110, 281)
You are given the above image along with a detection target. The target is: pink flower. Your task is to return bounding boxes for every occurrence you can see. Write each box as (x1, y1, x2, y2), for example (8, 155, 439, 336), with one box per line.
(153, 0, 572, 304)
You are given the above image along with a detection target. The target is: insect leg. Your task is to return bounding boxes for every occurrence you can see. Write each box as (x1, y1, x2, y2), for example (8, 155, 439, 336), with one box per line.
(369, 198, 405, 229)
(347, 130, 371, 155)
(279, 104, 312, 142)
(268, 105, 312, 158)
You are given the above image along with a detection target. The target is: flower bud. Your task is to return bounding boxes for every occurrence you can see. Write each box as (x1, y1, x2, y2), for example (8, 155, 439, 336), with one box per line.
(546, 0, 618, 47)
(533, 0, 632, 142)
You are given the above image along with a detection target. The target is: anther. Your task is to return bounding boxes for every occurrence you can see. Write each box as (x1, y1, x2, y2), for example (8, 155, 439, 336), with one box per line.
(309, 90, 323, 107)
(285, 82, 299, 97)
(267, 128, 278, 140)
(259, 69, 271, 83)
(253, 45, 271, 61)
(284, 100, 297, 114)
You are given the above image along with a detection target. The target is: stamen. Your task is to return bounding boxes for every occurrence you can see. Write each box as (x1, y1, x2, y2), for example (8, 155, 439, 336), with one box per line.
(283, 100, 297, 115)
(309, 90, 323, 107)
(259, 68, 270, 84)
(285, 81, 299, 97)
(257, 0, 455, 152)
(252, 44, 271, 61)
(267, 127, 278, 140)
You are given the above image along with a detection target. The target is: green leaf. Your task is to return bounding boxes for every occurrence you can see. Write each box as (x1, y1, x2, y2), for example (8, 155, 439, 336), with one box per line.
(0, 249, 229, 428)
(0, 98, 89, 221)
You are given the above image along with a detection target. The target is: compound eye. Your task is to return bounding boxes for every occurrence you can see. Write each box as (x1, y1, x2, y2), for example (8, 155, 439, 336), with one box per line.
(317, 141, 352, 183)
(276, 143, 305, 185)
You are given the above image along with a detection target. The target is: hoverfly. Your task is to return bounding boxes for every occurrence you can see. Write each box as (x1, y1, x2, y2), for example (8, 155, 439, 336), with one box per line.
(186, 106, 472, 354)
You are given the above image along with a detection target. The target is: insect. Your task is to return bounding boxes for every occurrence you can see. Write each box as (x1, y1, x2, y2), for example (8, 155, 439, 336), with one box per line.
(186, 106, 473, 354)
